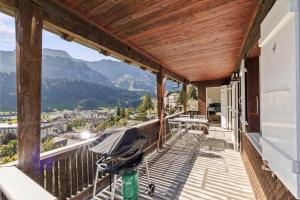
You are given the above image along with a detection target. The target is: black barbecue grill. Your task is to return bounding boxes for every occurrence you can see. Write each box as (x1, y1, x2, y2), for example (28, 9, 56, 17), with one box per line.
(89, 127, 155, 200)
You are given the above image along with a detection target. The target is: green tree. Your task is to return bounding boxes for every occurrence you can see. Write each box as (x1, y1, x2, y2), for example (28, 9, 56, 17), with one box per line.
(117, 107, 121, 117)
(143, 95, 154, 111)
(125, 108, 131, 119)
(1, 140, 17, 157)
(0, 132, 17, 145)
(169, 107, 176, 115)
(178, 90, 184, 104)
(121, 108, 126, 118)
(188, 86, 198, 100)
(41, 138, 56, 152)
(136, 103, 147, 121)
(117, 118, 127, 126)
(66, 123, 73, 132)
(71, 117, 86, 128)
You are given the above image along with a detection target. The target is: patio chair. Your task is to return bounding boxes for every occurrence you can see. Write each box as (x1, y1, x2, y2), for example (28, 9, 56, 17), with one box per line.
(194, 115, 206, 119)
(168, 119, 178, 134)
(179, 114, 190, 118)
(179, 121, 193, 139)
(188, 122, 206, 142)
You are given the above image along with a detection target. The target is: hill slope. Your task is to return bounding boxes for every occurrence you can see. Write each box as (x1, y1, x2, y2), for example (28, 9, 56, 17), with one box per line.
(0, 49, 113, 88)
(0, 73, 144, 112)
(85, 59, 157, 93)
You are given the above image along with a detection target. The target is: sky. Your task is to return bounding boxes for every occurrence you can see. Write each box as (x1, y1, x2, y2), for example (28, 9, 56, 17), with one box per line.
(0, 12, 116, 62)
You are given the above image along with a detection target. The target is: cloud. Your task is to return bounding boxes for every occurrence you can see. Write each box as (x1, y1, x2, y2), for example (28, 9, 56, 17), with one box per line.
(0, 13, 15, 44)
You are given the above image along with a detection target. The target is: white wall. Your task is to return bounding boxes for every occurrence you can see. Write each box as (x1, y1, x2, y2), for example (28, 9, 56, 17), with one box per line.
(206, 87, 221, 105)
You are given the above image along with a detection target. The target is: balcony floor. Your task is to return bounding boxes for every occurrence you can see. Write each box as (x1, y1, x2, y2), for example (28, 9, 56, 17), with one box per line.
(94, 125, 255, 200)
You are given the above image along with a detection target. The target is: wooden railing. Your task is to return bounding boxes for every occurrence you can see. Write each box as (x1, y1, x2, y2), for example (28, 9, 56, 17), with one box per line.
(38, 119, 161, 200)
(0, 166, 56, 200)
(0, 112, 183, 200)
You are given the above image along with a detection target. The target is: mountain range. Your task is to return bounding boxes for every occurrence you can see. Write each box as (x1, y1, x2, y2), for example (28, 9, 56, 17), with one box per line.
(0, 49, 159, 111)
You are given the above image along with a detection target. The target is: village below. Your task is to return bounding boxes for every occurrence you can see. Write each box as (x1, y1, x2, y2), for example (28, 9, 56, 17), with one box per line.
(0, 87, 198, 164)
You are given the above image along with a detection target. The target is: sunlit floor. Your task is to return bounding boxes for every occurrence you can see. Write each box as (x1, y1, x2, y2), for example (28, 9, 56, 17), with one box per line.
(94, 125, 255, 200)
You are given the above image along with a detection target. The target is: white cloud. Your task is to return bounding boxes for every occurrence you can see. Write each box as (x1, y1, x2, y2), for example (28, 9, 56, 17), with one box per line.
(0, 13, 15, 44)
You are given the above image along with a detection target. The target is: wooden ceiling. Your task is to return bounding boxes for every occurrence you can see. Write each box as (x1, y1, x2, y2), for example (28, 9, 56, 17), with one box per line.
(53, 0, 259, 82)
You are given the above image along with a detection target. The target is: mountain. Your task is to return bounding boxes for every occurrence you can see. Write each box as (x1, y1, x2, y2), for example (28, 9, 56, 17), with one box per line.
(0, 49, 113, 88)
(0, 50, 15, 73)
(85, 59, 158, 93)
(0, 49, 151, 111)
(0, 49, 179, 93)
(113, 74, 155, 92)
(0, 73, 145, 112)
(43, 48, 74, 60)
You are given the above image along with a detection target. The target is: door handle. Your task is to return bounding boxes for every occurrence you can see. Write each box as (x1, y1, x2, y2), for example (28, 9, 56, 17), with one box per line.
(256, 96, 259, 115)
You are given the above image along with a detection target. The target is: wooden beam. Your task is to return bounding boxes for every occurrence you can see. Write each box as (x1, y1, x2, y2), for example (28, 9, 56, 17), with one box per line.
(0, 0, 184, 83)
(235, 0, 276, 70)
(197, 85, 206, 116)
(15, 0, 42, 183)
(161, 68, 185, 83)
(193, 78, 230, 88)
(182, 83, 187, 113)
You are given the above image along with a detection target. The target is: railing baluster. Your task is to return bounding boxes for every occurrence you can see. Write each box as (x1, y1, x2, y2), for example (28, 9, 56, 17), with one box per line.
(97, 155, 102, 179)
(93, 153, 97, 181)
(82, 146, 89, 188)
(66, 157, 71, 198)
(71, 154, 78, 195)
(59, 159, 66, 200)
(39, 164, 45, 189)
(88, 150, 93, 185)
(45, 163, 53, 194)
(54, 162, 59, 198)
(77, 148, 83, 191)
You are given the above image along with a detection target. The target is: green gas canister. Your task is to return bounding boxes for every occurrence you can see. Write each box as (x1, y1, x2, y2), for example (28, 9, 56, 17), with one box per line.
(122, 169, 139, 200)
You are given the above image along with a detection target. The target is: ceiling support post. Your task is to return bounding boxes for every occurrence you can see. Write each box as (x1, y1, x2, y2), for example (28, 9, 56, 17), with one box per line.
(156, 69, 166, 149)
(16, 0, 43, 183)
(182, 83, 188, 113)
(197, 85, 206, 116)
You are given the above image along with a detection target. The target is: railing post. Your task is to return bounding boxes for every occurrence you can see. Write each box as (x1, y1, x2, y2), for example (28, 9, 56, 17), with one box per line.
(16, 0, 43, 183)
(182, 83, 187, 113)
(197, 84, 206, 116)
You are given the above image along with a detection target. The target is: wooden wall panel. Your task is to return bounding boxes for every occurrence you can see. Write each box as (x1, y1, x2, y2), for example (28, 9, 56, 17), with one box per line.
(246, 57, 260, 133)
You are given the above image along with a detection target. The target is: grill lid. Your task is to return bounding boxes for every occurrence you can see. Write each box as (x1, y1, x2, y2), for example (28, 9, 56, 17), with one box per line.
(89, 127, 147, 159)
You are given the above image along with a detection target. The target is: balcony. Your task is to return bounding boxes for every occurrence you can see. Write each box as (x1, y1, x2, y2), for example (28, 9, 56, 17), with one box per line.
(0, 117, 160, 200)
(0, 0, 299, 199)
(0, 117, 254, 200)
(94, 125, 254, 200)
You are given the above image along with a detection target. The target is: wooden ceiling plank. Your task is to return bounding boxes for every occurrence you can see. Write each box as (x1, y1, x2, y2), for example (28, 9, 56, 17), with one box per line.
(54, 0, 259, 82)
(119, 0, 237, 37)
(109, 0, 175, 28)
(133, 7, 254, 47)
(127, 0, 255, 42)
(235, 0, 276, 70)
(0, 0, 185, 83)
(2, 0, 261, 82)
(88, 0, 159, 27)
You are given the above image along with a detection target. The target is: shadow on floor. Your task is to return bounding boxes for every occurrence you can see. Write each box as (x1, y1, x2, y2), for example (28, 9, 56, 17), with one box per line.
(94, 128, 254, 200)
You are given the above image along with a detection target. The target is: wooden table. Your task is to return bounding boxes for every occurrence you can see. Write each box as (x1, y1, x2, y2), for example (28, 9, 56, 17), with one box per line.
(172, 117, 208, 124)
(171, 117, 209, 134)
